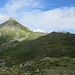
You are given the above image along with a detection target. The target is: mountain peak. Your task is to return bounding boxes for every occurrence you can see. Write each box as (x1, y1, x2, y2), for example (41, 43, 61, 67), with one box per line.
(0, 17, 32, 32)
(8, 17, 15, 21)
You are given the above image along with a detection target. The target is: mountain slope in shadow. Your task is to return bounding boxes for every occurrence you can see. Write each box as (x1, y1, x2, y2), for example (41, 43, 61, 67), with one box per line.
(0, 31, 75, 64)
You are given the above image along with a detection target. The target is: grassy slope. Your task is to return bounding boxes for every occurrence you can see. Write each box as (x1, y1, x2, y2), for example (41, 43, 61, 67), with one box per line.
(30, 32, 75, 58)
(0, 32, 75, 65)
(0, 57, 75, 75)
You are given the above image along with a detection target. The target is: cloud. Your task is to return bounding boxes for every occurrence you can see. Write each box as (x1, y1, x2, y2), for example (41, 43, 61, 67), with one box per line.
(0, 0, 41, 16)
(0, 0, 75, 33)
(19, 7, 75, 33)
(0, 15, 9, 23)
(33, 29, 45, 33)
(5, 0, 41, 12)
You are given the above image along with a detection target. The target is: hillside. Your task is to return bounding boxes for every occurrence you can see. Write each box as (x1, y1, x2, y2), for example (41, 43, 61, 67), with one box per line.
(0, 18, 75, 75)
(29, 32, 75, 58)
(0, 31, 75, 64)
(0, 17, 47, 62)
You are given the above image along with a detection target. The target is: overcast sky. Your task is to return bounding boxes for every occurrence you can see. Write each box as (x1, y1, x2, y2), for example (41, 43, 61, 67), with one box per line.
(0, 0, 75, 33)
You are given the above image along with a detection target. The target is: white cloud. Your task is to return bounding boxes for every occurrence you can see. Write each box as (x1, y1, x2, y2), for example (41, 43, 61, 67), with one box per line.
(0, 15, 9, 23)
(33, 29, 45, 33)
(0, 0, 41, 17)
(19, 7, 75, 33)
(5, 0, 41, 12)
(0, 0, 75, 33)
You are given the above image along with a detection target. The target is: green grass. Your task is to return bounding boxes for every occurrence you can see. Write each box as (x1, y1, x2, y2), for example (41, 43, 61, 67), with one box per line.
(0, 57, 75, 75)
(0, 32, 75, 64)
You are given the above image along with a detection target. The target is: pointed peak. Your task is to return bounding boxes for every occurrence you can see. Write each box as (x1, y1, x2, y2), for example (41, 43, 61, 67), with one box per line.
(8, 17, 15, 21)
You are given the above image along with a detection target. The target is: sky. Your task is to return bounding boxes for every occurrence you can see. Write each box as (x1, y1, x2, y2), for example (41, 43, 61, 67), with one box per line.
(0, 0, 75, 33)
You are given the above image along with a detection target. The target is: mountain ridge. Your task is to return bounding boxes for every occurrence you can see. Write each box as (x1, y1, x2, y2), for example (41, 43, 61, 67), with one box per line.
(0, 17, 31, 32)
(0, 17, 47, 46)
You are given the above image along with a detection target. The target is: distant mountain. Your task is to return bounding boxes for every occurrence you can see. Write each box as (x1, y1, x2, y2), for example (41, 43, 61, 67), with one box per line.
(0, 17, 46, 45)
(0, 17, 30, 32)
(0, 17, 30, 42)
